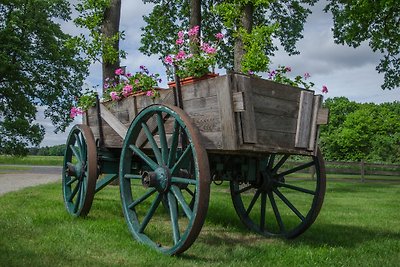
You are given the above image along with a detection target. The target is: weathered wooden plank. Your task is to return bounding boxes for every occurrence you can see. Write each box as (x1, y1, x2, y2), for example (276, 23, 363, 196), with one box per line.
(233, 92, 245, 112)
(251, 78, 303, 102)
(235, 74, 257, 144)
(254, 112, 297, 133)
(295, 91, 314, 148)
(317, 108, 329, 125)
(187, 111, 221, 132)
(252, 94, 299, 118)
(308, 95, 322, 152)
(216, 75, 237, 150)
(100, 104, 128, 139)
(200, 131, 223, 150)
(256, 130, 295, 151)
(181, 79, 219, 100)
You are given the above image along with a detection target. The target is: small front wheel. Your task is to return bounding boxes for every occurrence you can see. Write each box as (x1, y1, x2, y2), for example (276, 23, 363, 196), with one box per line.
(62, 124, 97, 217)
(119, 104, 210, 255)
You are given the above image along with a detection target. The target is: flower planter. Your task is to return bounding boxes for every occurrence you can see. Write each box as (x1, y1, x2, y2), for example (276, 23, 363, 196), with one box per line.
(167, 73, 219, 88)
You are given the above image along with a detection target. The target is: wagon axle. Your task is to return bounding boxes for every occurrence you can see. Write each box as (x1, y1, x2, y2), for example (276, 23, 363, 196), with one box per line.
(141, 167, 171, 192)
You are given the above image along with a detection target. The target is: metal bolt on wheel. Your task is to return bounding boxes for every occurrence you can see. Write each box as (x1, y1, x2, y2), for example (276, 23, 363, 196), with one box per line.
(230, 149, 326, 238)
(62, 124, 97, 217)
(119, 104, 211, 255)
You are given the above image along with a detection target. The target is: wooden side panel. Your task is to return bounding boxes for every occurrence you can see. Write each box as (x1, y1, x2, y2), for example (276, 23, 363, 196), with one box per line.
(181, 76, 224, 150)
(235, 74, 257, 144)
(295, 91, 314, 148)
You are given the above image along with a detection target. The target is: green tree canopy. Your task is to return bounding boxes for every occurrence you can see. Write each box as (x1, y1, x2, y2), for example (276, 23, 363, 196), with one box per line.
(140, 0, 318, 74)
(320, 97, 400, 163)
(0, 0, 88, 155)
(325, 0, 400, 90)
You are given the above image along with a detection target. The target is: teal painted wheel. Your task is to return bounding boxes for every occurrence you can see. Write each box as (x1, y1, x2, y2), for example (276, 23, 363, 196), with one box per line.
(230, 149, 326, 238)
(120, 104, 210, 255)
(62, 124, 97, 217)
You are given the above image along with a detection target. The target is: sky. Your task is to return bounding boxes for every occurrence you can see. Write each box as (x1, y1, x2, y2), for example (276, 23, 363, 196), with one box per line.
(38, 0, 400, 147)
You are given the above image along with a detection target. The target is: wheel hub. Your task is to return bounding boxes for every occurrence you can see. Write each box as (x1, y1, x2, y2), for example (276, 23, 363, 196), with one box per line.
(66, 162, 85, 181)
(141, 167, 171, 192)
(260, 171, 284, 192)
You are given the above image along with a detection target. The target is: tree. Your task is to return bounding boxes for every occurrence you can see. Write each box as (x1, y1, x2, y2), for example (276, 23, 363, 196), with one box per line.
(319, 97, 400, 163)
(0, 0, 88, 155)
(325, 0, 400, 90)
(73, 0, 123, 88)
(140, 0, 318, 74)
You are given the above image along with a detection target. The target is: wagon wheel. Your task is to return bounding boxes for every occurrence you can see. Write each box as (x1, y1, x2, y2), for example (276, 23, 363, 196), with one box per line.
(119, 104, 210, 255)
(62, 124, 97, 217)
(230, 149, 326, 238)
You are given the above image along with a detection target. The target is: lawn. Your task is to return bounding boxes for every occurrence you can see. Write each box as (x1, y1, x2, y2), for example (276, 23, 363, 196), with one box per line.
(0, 155, 63, 166)
(0, 180, 399, 266)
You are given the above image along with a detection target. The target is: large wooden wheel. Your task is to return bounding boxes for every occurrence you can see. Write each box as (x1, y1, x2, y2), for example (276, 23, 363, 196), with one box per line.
(230, 149, 326, 238)
(62, 124, 98, 217)
(119, 104, 210, 255)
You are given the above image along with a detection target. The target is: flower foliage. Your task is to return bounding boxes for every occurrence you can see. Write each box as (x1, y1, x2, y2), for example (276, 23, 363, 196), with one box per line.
(70, 66, 161, 118)
(103, 66, 161, 102)
(164, 26, 224, 79)
(267, 66, 328, 93)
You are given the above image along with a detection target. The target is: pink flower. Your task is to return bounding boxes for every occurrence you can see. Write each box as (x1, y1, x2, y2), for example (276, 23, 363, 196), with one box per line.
(176, 38, 184, 45)
(215, 32, 224, 40)
(201, 43, 217, 54)
(134, 79, 140, 84)
(285, 66, 292, 72)
(268, 70, 276, 79)
(175, 50, 186, 60)
(146, 90, 153, 97)
(123, 85, 133, 97)
(70, 107, 84, 119)
(177, 31, 184, 39)
(188, 25, 200, 36)
(322, 85, 328, 93)
(304, 72, 311, 80)
(126, 72, 132, 77)
(110, 91, 121, 101)
(164, 55, 174, 65)
(115, 68, 124, 75)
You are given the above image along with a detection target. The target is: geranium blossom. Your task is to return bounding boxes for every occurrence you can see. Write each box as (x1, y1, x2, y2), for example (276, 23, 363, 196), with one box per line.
(322, 85, 328, 93)
(176, 38, 184, 45)
(176, 50, 186, 60)
(164, 55, 174, 65)
(122, 85, 133, 97)
(304, 72, 311, 79)
(110, 91, 121, 101)
(115, 68, 124, 75)
(146, 90, 153, 97)
(215, 33, 224, 40)
(188, 25, 200, 36)
(70, 107, 84, 118)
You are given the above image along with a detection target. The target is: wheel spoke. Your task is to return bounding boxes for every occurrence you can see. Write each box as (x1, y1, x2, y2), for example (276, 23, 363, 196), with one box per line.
(272, 155, 289, 173)
(73, 181, 83, 213)
(141, 122, 162, 165)
(268, 191, 285, 233)
(267, 154, 275, 169)
(69, 145, 82, 162)
(184, 187, 195, 197)
(260, 192, 267, 231)
(171, 176, 197, 185)
(246, 189, 261, 215)
(234, 184, 253, 195)
(68, 180, 81, 202)
(168, 192, 180, 244)
(278, 161, 315, 177)
(156, 112, 168, 165)
(276, 181, 316, 195)
(124, 174, 142, 180)
(138, 193, 163, 233)
(170, 145, 192, 175)
(74, 133, 83, 155)
(66, 176, 78, 186)
(171, 186, 193, 220)
(167, 120, 180, 168)
(273, 188, 305, 221)
(128, 188, 157, 209)
(129, 145, 158, 170)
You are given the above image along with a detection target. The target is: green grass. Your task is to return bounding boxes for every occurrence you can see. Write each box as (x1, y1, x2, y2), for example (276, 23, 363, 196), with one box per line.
(0, 155, 63, 166)
(0, 180, 399, 266)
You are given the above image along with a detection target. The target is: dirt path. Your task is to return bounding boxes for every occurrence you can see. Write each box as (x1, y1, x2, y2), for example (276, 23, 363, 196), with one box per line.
(0, 165, 62, 196)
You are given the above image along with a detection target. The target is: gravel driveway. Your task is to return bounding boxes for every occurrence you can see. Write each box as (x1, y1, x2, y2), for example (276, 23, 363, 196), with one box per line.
(0, 165, 62, 196)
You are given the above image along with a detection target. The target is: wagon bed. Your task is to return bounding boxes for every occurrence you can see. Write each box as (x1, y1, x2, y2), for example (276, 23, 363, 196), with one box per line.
(84, 73, 328, 155)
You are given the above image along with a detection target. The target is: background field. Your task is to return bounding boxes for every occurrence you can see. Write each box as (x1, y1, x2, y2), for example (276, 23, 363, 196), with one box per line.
(0, 179, 399, 266)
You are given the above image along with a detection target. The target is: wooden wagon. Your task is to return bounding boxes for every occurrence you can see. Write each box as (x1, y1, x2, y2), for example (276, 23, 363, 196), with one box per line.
(62, 72, 329, 255)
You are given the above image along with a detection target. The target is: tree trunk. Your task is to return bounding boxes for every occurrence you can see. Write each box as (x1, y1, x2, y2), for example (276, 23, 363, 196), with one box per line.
(101, 0, 121, 91)
(234, 4, 253, 72)
(189, 0, 201, 54)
